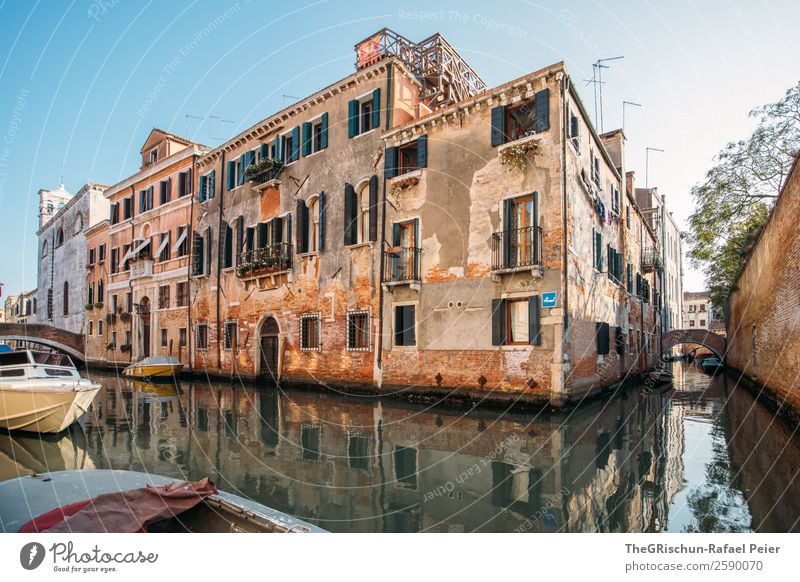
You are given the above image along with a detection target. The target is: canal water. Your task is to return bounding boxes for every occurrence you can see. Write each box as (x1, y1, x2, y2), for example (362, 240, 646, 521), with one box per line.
(1, 362, 799, 532)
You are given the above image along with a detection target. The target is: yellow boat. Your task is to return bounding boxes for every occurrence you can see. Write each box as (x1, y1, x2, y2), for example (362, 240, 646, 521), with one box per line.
(122, 356, 183, 381)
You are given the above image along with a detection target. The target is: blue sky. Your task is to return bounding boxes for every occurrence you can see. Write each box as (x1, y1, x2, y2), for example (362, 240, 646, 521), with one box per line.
(1, 0, 798, 296)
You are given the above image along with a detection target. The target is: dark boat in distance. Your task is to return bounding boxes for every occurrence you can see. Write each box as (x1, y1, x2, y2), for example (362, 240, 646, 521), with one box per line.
(0, 470, 326, 533)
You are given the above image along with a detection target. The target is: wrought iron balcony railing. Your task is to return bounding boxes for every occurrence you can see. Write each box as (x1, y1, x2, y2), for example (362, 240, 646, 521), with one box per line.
(383, 247, 421, 283)
(491, 225, 543, 271)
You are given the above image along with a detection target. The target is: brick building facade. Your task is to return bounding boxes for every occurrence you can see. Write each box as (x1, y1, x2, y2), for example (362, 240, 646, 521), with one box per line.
(726, 152, 800, 416)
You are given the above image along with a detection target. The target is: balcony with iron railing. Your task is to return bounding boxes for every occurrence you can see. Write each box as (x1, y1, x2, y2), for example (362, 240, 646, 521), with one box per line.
(641, 247, 662, 272)
(236, 243, 292, 280)
(491, 226, 543, 276)
(382, 247, 422, 290)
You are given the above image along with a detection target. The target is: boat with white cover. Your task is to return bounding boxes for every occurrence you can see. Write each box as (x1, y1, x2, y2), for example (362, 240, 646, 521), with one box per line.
(0, 350, 100, 434)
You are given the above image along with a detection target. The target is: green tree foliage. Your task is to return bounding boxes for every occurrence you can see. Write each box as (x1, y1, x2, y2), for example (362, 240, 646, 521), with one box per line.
(688, 82, 800, 312)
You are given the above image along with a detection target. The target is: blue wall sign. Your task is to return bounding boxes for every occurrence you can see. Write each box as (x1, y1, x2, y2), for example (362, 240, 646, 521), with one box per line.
(541, 292, 558, 308)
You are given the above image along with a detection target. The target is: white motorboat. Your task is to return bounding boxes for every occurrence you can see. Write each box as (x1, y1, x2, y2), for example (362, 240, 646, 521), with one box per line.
(0, 350, 101, 434)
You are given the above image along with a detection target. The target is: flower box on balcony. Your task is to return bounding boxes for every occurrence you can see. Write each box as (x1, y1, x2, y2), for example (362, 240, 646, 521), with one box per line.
(246, 158, 284, 189)
(85, 303, 94, 311)
(120, 312, 132, 323)
(120, 344, 132, 353)
(94, 302, 104, 309)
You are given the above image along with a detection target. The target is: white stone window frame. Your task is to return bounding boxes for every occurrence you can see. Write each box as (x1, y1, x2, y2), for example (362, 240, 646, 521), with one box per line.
(392, 300, 418, 350)
(299, 312, 321, 352)
(353, 89, 379, 138)
(346, 309, 371, 352)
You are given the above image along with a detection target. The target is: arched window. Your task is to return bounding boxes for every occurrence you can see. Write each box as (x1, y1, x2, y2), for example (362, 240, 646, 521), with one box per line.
(74, 213, 83, 235)
(359, 184, 370, 243)
(42, 239, 49, 257)
(56, 227, 64, 247)
(308, 197, 320, 253)
(63, 281, 69, 316)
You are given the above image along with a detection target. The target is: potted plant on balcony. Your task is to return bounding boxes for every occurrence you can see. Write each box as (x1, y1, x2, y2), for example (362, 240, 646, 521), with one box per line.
(499, 138, 540, 173)
(245, 158, 285, 183)
(120, 311, 132, 323)
(105, 342, 115, 350)
(94, 301, 104, 309)
(120, 343, 131, 353)
(85, 303, 94, 311)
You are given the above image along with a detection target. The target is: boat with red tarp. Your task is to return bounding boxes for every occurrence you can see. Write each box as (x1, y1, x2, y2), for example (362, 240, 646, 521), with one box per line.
(0, 469, 326, 533)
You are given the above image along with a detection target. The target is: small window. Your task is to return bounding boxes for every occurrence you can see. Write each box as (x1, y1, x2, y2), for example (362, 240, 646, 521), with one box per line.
(397, 141, 419, 175)
(176, 282, 188, 307)
(359, 99, 373, 134)
(159, 179, 171, 205)
(308, 197, 320, 253)
(700, 319, 706, 327)
(179, 328, 187, 347)
(300, 313, 320, 351)
(88, 321, 93, 336)
(506, 101, 537, 141)
(689, 320, 696, 327)
(98, 320, 103, 336)
(177, 170, 191, 197)
(63, 281, 69, 316)
(125, 292, 133, 313)
(149, 148, 158, 164)
(505, 299, 529, 344)
(394, 305, 416, 347)
(312, 118, 324, 153)
(161, 328, 168, 348)
(112, 331, 117, 346)
(88, 248, 96, 265)
(223, 320, 238, 351)
(568, 109, 580, 151)
(42, 240, 48, 257)
(359, 183, 371, 244)
(98, 244, 106, 262)
(283, 132, 295, 164)
(347, 310, 370, 351)
(158, 285, 170, 309)
(125, 330, 132, 346)
(196, 323, 209, 350)
(56, 228, 65, 247)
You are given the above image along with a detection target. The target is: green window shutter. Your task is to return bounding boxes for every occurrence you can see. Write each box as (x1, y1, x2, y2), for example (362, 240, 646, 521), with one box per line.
(343, 183, 357, 246)
(391, 223, 401, 280)
(226, 161, 236, 190)
(209, 170, 215, 199)
(528, 296, 541, 346)
(199, 175, 207, 202)
(417, 135, 428, 168)
(291, 126, 300, 162)
(491, 298, 506, 346)
(347, 100, 359, 137)
(607, 245, 612, 277)
(503, 199, 513, 268)
(320, 112, 329, 149)
(491, 105, 507, 146)
(206, 227, 212, 275)
(302, 122, 312, 157)
(534, 88, 550, 132)
(318, 191, 326, 252)
(274, 135, 282, 161)
(384, 146, 398, 179)
(372, 88, 381, 130)
(368, 175, 378, 242)
(238, 154, 245, 185)
(259, 143, 269, 160)
(244, 150, 255, 170)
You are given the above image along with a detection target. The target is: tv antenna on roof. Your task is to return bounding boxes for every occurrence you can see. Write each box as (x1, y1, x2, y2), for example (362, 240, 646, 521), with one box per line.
(185, 114, 235, 144)
(584, 56, 624, 132)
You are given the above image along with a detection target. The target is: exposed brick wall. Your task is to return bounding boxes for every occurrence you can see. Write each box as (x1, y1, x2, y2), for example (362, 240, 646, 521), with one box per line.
(727, 155, 800, 414)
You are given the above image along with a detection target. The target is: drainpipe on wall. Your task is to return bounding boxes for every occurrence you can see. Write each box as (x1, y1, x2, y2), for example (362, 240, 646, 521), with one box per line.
(187, 153, 198, 371)
(216, 150, 226, 374)
(560, 74, 570, 393)
(376, 62, 393, 372)
(128, 185, 136, 364)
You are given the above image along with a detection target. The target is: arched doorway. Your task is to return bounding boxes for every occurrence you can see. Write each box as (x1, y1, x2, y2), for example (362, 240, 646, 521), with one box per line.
(139, 297, 151, 358)
(259, 316, 280, 382)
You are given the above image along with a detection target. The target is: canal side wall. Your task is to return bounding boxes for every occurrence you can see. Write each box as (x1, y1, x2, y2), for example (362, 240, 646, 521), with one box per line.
(726, 152, 800, 415)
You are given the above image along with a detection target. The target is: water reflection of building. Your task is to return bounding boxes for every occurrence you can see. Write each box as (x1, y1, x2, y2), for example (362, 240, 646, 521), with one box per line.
(77, 374, 672, 532)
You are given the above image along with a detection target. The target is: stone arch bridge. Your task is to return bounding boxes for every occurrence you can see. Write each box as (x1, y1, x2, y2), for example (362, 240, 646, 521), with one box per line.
(0, 323, 86, 363)
(662, 328, 726, 359)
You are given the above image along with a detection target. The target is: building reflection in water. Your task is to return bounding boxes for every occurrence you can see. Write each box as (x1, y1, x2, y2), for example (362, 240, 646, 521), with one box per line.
(1, 364, 798, 532)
